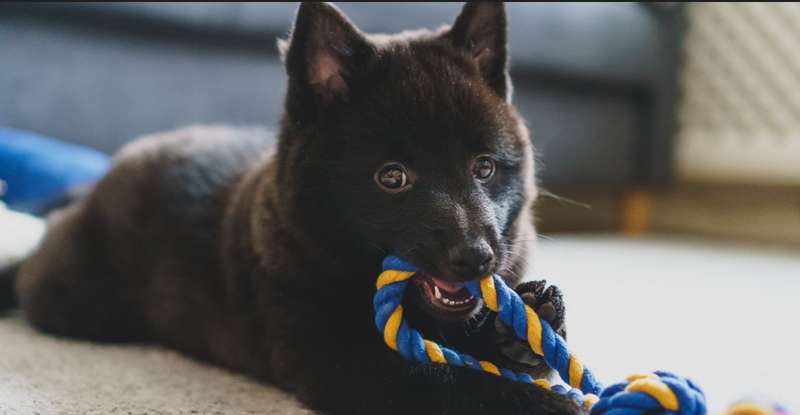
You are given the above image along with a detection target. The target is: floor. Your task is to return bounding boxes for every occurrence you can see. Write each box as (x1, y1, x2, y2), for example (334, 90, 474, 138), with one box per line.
(533, 235, 800, 414)
(0, 314, 310, 415)
(1, 224, 798, 413)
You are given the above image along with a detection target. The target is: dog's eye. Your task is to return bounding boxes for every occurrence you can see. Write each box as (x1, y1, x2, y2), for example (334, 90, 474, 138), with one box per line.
(375, 163, 410, 192)
(472, 156, 495, 182)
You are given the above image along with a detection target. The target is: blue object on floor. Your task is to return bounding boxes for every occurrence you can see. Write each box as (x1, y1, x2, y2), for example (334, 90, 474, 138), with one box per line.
(0, 127, 111, 214)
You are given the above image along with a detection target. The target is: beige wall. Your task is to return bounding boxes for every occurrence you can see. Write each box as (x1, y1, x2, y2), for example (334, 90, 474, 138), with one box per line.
(676, 3, 800, 185)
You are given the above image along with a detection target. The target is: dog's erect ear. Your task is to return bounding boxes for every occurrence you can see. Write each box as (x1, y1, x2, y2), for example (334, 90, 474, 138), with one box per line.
(280, 2, 374, 119)
(448, 2, 510, 101)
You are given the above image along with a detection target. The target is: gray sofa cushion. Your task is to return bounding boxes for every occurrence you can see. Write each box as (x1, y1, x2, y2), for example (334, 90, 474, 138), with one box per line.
(0, 2, 683, 185)
(11, 2, 663, 82)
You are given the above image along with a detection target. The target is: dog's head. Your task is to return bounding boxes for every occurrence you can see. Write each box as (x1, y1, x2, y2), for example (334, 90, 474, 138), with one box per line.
(276, 2, 537, 322)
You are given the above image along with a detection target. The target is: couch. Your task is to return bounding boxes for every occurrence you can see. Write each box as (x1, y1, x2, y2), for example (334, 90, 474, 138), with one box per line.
(0, 2, 685, 186)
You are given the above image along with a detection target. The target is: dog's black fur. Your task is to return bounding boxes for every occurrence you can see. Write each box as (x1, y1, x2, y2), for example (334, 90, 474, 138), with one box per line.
(2, 3, 581, 414)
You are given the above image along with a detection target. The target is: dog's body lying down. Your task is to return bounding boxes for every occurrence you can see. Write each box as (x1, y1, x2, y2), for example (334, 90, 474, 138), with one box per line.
(4, 3, 581, 414)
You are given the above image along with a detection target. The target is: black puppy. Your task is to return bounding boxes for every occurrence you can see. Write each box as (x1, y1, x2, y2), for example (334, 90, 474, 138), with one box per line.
(2, 2, 578, 414)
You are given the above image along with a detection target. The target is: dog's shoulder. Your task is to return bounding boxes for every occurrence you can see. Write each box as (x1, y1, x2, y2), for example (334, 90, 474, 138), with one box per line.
(115, 125, 271, 170)
(110, 125, 270, 192)
(89, 125, 274, 239)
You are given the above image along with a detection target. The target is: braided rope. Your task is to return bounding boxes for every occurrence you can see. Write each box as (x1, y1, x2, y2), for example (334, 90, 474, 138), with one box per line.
(592, 372, 706, 415)
(374, 255, 707, 414)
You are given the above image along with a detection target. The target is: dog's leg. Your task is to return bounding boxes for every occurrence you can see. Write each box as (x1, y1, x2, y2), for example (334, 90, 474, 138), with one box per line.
(492, 280, 568, 378)
(16, 202, 146, 341)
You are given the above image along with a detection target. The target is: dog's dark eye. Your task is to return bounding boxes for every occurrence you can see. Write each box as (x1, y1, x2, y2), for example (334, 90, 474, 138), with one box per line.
(472, 156, 495, 182)
(375, 163, 409, 192)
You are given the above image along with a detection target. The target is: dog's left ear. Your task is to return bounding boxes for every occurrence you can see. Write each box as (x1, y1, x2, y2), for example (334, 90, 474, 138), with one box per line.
(448, 2, 510, 101)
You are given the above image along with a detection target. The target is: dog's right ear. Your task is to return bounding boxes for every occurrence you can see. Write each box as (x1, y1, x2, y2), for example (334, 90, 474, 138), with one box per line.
(279, 2, 375, 121)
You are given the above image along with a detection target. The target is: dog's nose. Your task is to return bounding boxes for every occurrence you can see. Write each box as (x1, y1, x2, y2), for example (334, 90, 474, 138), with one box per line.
(448, 240, 494, 280)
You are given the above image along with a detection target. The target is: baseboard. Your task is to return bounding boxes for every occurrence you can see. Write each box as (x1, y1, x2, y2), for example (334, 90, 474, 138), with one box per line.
(536, 183, 800, 247)
(535, 186, 623, 233)
(650, 183, 800, 247)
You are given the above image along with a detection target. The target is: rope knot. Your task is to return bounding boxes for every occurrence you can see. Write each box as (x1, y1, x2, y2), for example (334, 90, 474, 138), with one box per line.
(590, 371, 706, 415)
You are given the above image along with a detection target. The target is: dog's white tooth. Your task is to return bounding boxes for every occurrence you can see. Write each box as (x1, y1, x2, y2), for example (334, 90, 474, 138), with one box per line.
(434, 285, 442, 300)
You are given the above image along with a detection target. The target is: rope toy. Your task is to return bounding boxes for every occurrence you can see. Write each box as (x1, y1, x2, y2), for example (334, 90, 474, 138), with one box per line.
(725, 400, 790, 415)
(374, 255, 707, 414)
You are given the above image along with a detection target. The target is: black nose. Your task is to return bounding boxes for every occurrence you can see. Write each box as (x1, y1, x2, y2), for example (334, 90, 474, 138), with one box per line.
(448, 240, 494, 280)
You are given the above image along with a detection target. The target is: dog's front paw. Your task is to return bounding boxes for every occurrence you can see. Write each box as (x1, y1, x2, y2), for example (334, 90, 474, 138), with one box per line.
(492, 280, 567, 376)
(515, 280, 566, 338)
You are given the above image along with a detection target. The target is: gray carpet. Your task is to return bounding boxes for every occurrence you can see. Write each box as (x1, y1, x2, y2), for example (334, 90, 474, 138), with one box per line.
(0, 313, 310, 414)
(2, 235, 799, 414)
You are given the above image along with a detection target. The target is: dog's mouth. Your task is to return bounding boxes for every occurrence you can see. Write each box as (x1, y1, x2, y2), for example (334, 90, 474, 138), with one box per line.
(412, 273, 481, 320)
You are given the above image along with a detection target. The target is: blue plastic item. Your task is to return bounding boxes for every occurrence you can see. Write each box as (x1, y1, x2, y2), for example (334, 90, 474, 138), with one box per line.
(0, 127, 110, 214)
